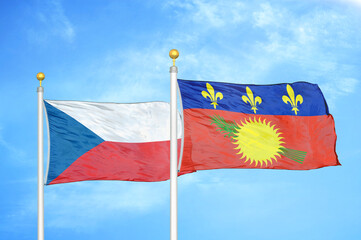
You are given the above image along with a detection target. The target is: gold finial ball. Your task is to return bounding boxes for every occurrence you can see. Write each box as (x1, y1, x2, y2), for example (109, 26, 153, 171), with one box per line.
(36, 72, 45, 81)
(169, 49, 179, 60)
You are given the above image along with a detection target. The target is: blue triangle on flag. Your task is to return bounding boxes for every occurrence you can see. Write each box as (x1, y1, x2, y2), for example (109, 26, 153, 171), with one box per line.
(44, 101, 105, 185)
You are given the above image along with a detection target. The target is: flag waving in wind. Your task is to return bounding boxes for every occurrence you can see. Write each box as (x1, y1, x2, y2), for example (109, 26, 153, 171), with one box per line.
(178, 79, 339, 173)
(44, 100, 184, 185)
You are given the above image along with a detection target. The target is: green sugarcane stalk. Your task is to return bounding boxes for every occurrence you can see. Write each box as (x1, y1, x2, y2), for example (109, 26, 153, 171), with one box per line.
(210, 115, 238, 138)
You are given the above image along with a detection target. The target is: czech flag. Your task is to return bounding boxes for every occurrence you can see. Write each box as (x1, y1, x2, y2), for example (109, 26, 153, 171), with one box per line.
(44, 100, 183, 185)
(177, 79, 340, 172)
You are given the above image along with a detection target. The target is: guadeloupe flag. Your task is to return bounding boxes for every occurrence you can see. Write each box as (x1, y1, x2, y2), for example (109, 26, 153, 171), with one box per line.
(44, 100, 185, 185)
(177, 79, 340, 173)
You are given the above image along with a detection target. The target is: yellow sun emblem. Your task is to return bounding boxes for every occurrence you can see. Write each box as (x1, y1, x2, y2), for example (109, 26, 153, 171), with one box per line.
(232, 117, 284, 167)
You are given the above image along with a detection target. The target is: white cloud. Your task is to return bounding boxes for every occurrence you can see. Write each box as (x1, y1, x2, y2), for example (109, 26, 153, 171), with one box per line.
(3, 178, 170, 231)
(0, 127, 26, 161)
(320, 77, 359, 108)
(165, 0, 245, 28)
(249, 3, 361, 100)
(80, 0, 360, 107)
(46, 0, 358, 107)
(339, 78, 359, 93)
(333, 0, 361, 7)
(87, 47, 172, 103)
(44, 181, 169, 229)
(253, 2, 283, 28)
(29, 0, 75, 43)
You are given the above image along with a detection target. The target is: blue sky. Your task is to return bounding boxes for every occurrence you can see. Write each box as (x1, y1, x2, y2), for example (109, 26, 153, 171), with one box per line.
(1, 0, 361, 239)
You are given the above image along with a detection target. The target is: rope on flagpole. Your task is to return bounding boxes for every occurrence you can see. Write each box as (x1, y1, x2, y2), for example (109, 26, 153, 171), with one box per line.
(169, 49, 179, 240)
(37, 72, 45, 240)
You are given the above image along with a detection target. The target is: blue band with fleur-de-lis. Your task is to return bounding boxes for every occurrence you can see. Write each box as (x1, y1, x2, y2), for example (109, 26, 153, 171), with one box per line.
(178, 79, 329, 116)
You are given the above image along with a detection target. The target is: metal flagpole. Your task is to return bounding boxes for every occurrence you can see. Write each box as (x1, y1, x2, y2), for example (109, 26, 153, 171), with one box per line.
(37, 72, 45, 240)
(169, 49, 179, 240)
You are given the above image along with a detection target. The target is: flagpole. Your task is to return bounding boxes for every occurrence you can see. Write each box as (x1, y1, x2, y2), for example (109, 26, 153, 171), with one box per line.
(37, 72, 45, 240)
(169, 49, 179, 240)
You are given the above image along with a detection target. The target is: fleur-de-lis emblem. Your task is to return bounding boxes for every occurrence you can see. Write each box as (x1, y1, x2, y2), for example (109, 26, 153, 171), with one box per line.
(201, 83, 223, 109)
(242, 87, 262, 114)
(282, 84, 303, 115)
